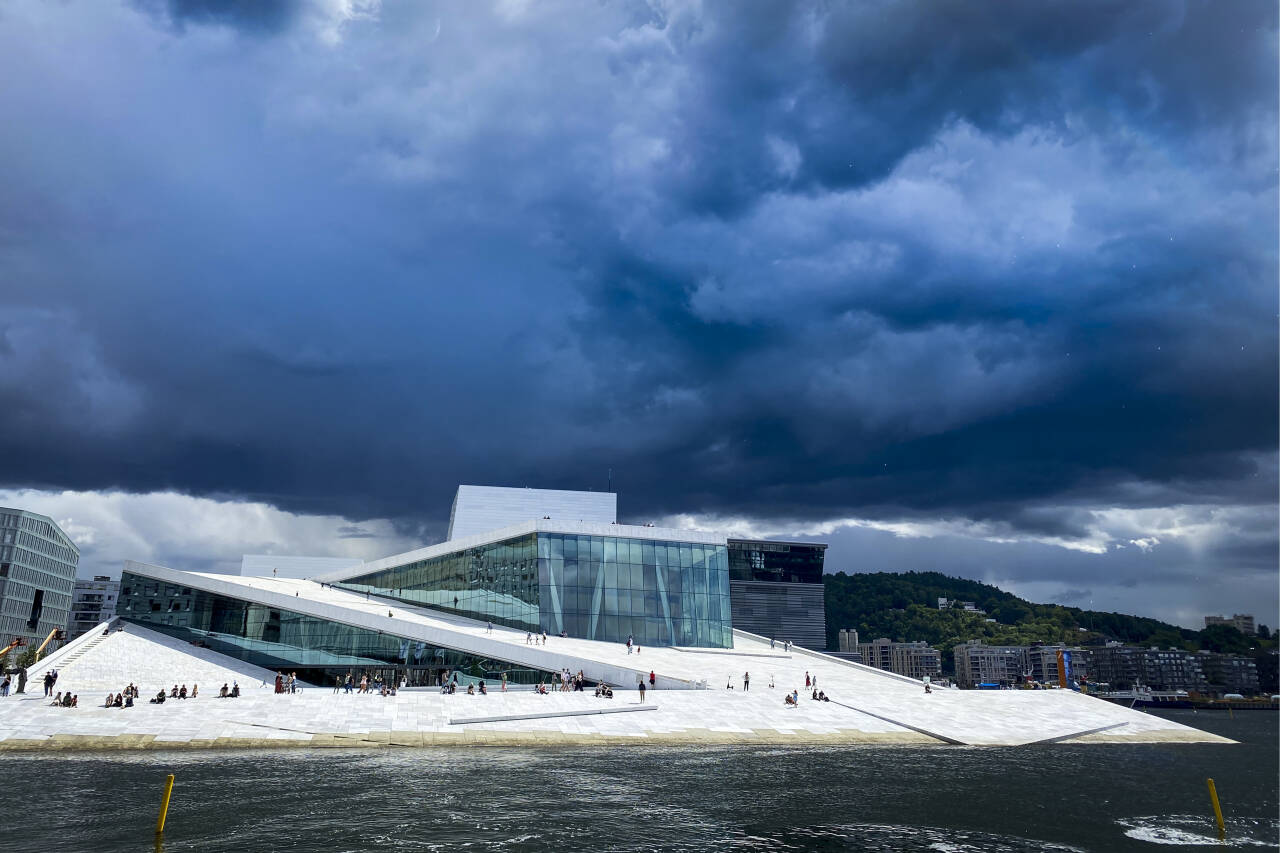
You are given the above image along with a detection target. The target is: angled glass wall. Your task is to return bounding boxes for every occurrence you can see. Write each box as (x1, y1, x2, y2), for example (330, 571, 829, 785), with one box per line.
(338, 532, 733, 649)
(339, 533, 541, 632)
(117, 571, 549, 687)
(537, 533, 731, 648)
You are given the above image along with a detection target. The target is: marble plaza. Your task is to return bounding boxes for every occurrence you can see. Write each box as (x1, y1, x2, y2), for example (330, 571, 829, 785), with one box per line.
(0, 613, 1229, 750)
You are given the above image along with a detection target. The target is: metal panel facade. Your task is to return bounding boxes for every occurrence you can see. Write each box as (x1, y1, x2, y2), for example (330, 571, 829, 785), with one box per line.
(447, 486, 616, 540)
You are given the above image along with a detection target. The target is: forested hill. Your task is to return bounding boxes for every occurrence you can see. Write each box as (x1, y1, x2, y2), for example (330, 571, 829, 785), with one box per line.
(823, 571, 1272, 669)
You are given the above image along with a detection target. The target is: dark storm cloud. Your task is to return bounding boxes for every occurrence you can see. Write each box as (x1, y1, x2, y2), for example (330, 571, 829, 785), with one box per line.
(135, 0, 300, 33)
(0, 0, 1274, 612)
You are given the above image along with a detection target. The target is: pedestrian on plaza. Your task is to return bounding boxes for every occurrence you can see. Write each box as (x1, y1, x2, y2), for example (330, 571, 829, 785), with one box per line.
(743, 672, 750, 691)
(638, 679, 646, 703)
(501, 672, 507, 692)
(649, 670, 656, 687)
(487, 621, 493, 634)
(805, 672, 810, 688)
(626, 635, 633, 654)
(43, 671, 53, 697)
(274, 672, 284, 694)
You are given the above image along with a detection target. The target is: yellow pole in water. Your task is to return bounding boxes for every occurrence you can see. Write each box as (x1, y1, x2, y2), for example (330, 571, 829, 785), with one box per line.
(1206, 778, 1225, 841)
(156, 774, 175, 835)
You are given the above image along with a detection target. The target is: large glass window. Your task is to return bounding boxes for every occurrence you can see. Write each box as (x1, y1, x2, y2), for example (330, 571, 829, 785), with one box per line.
(327, 532, 732, 649)
(534, 533, 730, 649)
(337, 533, 541, 633)
(118, 572, 548, 687)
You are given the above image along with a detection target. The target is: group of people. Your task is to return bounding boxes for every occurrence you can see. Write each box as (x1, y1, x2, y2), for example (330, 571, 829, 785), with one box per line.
(41, 669, 61, 697)
(335, 671, 400, 695)
(104, 684, 141, 708)
(49, 692, 78, 707)
(525, 632, 549, 645)
(770, 638, 794, 652)
(273, 672, 299, 694)
(216, 682, 241, 698)
(774, 671, 831, 706)
(625, 635, 641, 655)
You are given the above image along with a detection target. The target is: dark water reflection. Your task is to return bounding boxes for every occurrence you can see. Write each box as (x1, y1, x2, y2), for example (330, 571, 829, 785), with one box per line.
(23, 711, 1278, 852)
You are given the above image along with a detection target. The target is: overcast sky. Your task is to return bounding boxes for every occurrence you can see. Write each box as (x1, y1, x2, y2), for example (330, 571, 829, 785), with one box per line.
(1, 1, 1275, 629)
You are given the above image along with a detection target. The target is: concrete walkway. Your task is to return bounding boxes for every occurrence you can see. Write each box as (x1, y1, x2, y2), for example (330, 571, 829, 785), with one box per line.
(0, 620, 1231, 750)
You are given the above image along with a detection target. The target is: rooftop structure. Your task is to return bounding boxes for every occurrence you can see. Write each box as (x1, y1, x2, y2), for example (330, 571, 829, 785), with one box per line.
(726, 538, 827, 649)
(447, 485, 616, 540)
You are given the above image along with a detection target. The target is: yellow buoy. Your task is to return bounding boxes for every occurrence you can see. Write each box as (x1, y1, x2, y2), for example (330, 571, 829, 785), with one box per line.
(156, 774, 175, 835)
(1206, 778, 1225, 841)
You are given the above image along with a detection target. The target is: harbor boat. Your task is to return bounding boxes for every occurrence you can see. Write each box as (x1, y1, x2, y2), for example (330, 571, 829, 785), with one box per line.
(1096, 688, 1193, 709)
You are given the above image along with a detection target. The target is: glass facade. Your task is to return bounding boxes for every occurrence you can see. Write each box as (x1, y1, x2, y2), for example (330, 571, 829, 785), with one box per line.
(338, 532, 733, 649)
(338, 533, 542, 632)
(117, 572, 550, 687)
(727, 539, 826, 584)
(0, 509, 80, 647)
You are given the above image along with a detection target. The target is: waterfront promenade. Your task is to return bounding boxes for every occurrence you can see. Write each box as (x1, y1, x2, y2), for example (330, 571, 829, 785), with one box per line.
(0, 614, 1229, 750)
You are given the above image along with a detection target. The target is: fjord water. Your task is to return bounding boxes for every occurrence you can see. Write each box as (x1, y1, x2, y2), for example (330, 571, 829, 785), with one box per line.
(18, 710, 1276, 852)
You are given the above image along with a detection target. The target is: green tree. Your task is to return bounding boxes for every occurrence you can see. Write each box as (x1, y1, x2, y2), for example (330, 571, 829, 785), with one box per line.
(1198, 624, 1252, 654)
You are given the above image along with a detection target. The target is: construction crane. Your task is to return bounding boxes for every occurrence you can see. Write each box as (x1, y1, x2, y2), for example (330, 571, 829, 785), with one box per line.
(0, 637, 26, 659)
(32, 629, 66, 663)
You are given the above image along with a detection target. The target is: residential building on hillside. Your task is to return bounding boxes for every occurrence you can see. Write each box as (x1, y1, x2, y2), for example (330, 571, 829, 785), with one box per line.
(856, 638, 941, 681)
(1204, 614, 1256, 636)
(1196, 651, 1260, 696)
(953, 640, 1029, 688)
(938, 597, 984, 613)
(69, 576, 119, 639)
(1084, 644, 1143, 690)
(1139, 648, 1206, 692)
(1028, 644, 1088, 685)
(1084, 644, 1208, 692)
(0, 508, 79, 651)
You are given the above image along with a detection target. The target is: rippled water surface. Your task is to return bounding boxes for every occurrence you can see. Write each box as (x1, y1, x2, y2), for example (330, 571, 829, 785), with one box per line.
(17, 710, 1277, 852)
